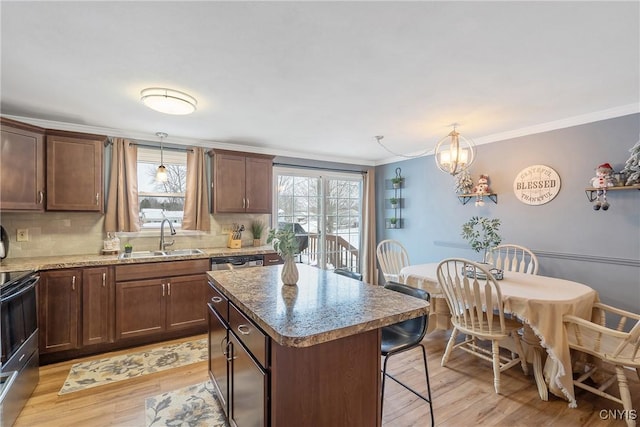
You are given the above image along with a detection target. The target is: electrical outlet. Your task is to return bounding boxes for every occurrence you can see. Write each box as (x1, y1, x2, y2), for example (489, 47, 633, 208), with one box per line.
(221, 224, 233, 234)
(17, 229, 29, 242)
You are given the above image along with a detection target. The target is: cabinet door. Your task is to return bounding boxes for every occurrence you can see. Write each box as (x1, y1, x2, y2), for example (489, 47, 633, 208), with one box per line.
(0, 119, 45, 211)
(166, 274, 207, 331)
(229, 334, 267, 427)
(245, 156, 273, 213)
(46, 133, 104, 211)
(115, 279, 166, 340)
(213, 152, 246, 213)
(263, 253, 283, 266)
(39, 269, 81, 353)
(208, 304, 229, 417)
(82, 266, 114, 346)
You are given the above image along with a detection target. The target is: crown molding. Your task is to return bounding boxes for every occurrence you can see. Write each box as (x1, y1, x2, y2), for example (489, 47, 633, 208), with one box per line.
(373, 104, 640, 166)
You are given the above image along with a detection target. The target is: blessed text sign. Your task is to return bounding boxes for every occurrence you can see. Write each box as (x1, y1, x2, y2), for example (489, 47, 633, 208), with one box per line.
(513, 165, 561, 205)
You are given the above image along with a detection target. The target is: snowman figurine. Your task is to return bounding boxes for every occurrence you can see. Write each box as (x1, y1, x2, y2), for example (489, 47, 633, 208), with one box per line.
(474, 174, 491, 206)
(590, 163, 614, 211)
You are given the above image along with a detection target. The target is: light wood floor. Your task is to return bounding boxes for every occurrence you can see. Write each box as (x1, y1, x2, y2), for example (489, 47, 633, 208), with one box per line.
(14, 331, 640, 427)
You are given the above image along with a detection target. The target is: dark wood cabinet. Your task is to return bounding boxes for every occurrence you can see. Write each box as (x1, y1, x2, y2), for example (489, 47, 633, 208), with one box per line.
(208, 302, 229, 417)
(82, 266, 114, 346)
(115, 259, 209, 341)
(167, 274, 208, 331)
(0, 117, 45, 211)
(39, 269, 82, 353)
(210, 149, 274, 214)
(46, 130, 106, 212)
(115, 278, 166, 340)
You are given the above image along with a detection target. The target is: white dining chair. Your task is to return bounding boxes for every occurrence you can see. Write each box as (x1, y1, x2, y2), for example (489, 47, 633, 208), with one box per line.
(376, 239, 410, 284)
(437, 258, 529, 394)
(486, 244, 539, 275)
(564, 303, 640, 427)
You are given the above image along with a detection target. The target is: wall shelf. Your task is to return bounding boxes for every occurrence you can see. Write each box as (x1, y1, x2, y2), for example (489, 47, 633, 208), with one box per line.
(386, 167, 403, 229)
(584, 184, 640, 202)
(457, 193, 498, 205)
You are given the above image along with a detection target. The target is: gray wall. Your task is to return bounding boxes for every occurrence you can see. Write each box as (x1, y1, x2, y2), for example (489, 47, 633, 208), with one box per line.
(376, 114, 640, 313)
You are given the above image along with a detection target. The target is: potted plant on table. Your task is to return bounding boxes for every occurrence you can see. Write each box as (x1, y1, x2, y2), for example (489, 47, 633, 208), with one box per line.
(461, 216, 502, 262)
(267, 226, 300, 286)
(251, 220, 265, 247)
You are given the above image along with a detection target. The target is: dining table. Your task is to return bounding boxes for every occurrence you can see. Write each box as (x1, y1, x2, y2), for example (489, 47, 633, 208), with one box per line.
(399, 262, 599, 408)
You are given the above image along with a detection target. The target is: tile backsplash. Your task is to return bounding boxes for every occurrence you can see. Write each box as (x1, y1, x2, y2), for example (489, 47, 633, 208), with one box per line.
(0, 212, 270, 259)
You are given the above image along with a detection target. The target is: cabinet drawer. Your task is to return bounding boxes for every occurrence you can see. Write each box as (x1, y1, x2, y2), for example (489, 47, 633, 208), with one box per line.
(116, 259, 209, 282)
(229, 302, 268, 368)
(207, 281, 228, 323)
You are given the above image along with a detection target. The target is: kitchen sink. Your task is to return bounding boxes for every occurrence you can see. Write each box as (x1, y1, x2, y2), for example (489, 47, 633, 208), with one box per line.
(119, 248, 205, 260)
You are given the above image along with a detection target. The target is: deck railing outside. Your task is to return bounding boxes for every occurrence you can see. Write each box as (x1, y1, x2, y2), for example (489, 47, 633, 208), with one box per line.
(301, 233, 360, 272)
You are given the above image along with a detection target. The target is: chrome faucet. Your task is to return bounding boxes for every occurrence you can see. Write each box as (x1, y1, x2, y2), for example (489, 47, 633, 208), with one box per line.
(159, 218, 176, 251)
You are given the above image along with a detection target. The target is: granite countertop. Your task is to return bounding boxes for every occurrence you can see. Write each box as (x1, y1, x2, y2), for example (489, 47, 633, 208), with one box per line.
(0, 246, 277, 272)
(208, 264, 430, 348)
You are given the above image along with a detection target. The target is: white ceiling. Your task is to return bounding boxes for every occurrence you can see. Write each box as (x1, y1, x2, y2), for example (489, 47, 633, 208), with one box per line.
(1, 1, 638, 165)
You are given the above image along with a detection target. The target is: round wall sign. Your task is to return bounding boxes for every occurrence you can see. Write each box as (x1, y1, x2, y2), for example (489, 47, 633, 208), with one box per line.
(513, 165, 561, 205)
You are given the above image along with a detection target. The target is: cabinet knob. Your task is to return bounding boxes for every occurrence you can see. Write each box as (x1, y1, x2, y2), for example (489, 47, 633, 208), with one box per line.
(38, 191, 44, 204)
(211, 296, 223, 303)
(71, 276, 76, 291)
(167, 282, 171, 296)
(102, 272, 106, 287)
(162, 283, 165, 296)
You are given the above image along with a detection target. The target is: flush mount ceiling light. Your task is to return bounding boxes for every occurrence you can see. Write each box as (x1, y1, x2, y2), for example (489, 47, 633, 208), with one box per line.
(140, 88, 197, 115)
(434, 125, 476, 176)
(156, 132, 168, 182)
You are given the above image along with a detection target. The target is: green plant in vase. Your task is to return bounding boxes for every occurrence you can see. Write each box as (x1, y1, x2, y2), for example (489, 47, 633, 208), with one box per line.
(389, 217, 398, 228)
(391, 177, 403, 188)
(461, 216, 502, 262)
(389, 197, 399, 208)
(267, 226, 300, 285)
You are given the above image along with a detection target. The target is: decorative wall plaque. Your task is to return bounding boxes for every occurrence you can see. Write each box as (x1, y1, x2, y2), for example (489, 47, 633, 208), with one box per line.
(513, 165, 561, 205)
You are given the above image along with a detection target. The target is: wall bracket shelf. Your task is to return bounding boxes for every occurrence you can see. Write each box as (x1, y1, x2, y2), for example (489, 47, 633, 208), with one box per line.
(584, 185, 640, 202)
(457, 193, 498, 205)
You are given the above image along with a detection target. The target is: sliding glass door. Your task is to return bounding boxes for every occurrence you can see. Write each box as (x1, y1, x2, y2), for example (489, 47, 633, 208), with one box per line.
(274, 167, 363, 273)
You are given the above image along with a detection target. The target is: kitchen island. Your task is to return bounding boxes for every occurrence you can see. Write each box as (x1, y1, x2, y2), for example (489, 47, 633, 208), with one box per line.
(207, 264, 429, 427)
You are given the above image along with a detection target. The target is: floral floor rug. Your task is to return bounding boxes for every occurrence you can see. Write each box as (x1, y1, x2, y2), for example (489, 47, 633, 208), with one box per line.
(58, 338, 207, 395)
(145, 380, 228, 427)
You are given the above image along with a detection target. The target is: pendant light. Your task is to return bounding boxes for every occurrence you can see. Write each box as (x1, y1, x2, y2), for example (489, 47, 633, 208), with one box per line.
(434, 124, 476, 176)
(156, 132, 168, 182)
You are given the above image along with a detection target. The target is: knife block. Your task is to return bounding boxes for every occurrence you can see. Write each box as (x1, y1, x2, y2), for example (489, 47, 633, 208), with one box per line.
(227, 234, 242, 249)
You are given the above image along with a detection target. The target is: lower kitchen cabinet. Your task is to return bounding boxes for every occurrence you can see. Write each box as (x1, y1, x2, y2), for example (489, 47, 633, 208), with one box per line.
(39, 269, 82, 353)
(82, 266, 114, 346)
(40, 266, 115, 354)
(115, 259, 209, 341)
(229, 332, 267, 427)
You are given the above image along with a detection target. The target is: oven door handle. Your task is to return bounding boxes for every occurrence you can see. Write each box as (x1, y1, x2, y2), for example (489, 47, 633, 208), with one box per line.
(0, 276, 39, 303)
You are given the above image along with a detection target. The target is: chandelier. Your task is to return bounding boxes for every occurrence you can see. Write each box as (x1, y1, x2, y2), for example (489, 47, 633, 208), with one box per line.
(434, 125, 476, 176)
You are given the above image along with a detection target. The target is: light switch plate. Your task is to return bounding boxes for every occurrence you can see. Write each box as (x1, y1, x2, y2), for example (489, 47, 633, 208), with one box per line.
(17, 229, 29, 242)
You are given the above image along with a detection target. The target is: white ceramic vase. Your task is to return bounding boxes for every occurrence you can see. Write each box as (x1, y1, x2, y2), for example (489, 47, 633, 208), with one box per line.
(281, 254, 299, 286)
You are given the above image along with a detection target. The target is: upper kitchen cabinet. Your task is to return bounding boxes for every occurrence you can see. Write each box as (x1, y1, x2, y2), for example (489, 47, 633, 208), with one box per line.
(210, 149, 274, 214)
(0, 117, 46, 211)
(46, 130, 106, 212)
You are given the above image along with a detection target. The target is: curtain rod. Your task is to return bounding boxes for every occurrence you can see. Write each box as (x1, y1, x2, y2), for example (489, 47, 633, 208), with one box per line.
(273, 162, 368, 175)
(128, 142, 194, 153)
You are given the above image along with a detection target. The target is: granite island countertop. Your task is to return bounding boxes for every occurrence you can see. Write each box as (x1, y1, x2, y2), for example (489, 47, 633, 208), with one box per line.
(208, 264, 430, 348)
(0, 245, 277, 272)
